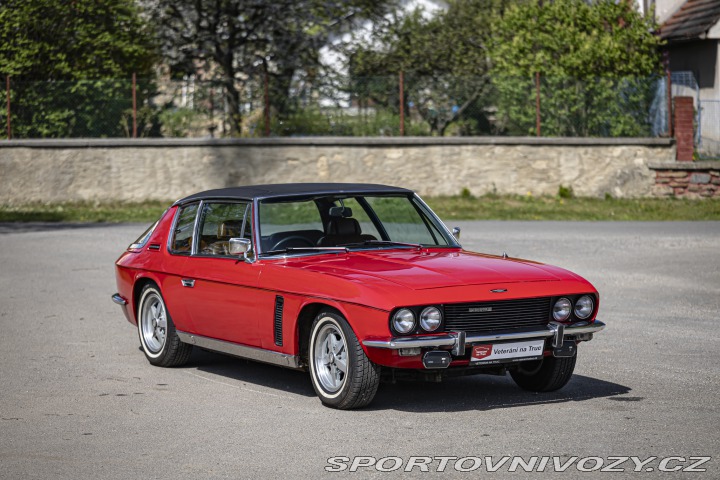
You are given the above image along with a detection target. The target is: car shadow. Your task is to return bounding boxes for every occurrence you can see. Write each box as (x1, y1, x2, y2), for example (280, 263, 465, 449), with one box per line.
(187, 348, 316, 397)
(184, 349, 631, 410)
(368, 374, 631, 413)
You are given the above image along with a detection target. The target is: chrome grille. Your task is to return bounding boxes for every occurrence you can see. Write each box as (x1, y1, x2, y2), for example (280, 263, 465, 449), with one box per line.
(444, 297, 551, 333)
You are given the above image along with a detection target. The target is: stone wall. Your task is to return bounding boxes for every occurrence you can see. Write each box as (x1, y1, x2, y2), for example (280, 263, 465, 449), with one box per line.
(651, 162, 720, 198)
(0, 137, 674, 204)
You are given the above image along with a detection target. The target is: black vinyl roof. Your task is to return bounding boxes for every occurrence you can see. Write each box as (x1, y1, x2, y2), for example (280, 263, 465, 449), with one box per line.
(174, 183, 413, 205)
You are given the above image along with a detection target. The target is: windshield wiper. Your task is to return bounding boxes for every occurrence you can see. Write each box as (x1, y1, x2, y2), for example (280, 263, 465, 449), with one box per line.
(343, 240, 423, 249)
(263, 246, 348, 255)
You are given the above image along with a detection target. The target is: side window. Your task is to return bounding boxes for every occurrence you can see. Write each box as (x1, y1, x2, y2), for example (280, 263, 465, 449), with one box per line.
(259, 200, 323, 235)
(197, 202, 250, 256)
(258, 199, 324, 252)
(366, 196, 449, 246)
(169, 203, 199, 254)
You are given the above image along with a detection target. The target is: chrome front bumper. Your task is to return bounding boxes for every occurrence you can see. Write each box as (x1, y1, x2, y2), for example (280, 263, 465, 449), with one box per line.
(362, 320, 606, 355)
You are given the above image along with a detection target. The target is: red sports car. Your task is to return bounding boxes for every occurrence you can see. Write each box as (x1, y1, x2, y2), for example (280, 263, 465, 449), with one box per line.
(113, 183, 605, 409)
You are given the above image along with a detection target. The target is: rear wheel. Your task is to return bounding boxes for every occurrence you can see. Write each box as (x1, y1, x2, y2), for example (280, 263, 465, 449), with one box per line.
(137, 284, 192, 367)
(510, 353, 577, 392)
(308, 310, 380, 409)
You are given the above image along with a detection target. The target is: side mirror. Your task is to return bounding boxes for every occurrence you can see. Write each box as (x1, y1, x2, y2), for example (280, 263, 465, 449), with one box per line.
(452, 227, 461, 241)
(228, 238, 252, 261)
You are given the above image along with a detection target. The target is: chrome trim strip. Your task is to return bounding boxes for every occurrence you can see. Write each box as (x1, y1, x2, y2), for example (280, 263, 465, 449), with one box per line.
(564, 320, 606, 335)
(240, 203, 256, 263)
(191, 200, 204, 256)
(412, 193, 462, 248)
(253, 198, 263, 256)
(176, 331, 302, 369)
(364, 335, 457, 349)
(466, 329, 553, 343)
(240, 202, 250, 242)
(111, 293, 127, 306)
(363, 321, 606, 350)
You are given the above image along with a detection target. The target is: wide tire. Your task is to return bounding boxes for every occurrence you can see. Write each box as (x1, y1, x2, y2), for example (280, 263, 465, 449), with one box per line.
(308, 310, 380, 409)
(137, 284, 192, 367)
(510, 353, 577, 392)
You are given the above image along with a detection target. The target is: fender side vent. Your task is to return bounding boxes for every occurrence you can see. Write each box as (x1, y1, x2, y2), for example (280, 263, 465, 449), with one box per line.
(274, 296, 284, 346)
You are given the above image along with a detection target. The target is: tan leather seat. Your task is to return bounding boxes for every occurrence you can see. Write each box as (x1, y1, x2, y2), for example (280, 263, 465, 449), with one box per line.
(202, 220, 244, 255)
(218, 220, 243, 238)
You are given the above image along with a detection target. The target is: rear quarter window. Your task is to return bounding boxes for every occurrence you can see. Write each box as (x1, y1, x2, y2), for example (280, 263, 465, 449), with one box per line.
(169, 203, 199, 254)
(128, 222, 158, 250)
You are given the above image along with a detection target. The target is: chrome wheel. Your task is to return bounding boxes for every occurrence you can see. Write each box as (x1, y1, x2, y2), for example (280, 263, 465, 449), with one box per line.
(140, 292, 167, 354)
(136, 284, 193, 367)
(308, 311, 380, 409)
(312, 322, 348, 393)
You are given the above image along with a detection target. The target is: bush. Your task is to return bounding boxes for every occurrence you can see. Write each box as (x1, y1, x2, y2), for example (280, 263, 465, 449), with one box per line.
(558, 185, 574, 199)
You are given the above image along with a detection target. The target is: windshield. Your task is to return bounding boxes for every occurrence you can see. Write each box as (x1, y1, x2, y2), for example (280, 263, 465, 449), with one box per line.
(258, 194, 456, 255)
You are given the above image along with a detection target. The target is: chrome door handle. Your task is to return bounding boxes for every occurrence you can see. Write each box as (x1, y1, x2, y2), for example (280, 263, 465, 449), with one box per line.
(181, 278, 195, 288)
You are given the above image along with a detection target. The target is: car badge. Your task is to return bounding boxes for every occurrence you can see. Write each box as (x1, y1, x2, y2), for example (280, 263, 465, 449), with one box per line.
(490, 288, 507, 293)
(469, 307, 492, 313)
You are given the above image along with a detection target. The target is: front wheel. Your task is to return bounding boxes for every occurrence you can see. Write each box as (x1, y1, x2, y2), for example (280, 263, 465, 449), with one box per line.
(510, 353, 577, 392)
(137, 284, 193, 367)
(308, 311, 380, 409)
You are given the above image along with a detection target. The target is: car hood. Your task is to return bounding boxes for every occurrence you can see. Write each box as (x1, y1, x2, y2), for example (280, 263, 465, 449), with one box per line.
(281, 248, 572, 290)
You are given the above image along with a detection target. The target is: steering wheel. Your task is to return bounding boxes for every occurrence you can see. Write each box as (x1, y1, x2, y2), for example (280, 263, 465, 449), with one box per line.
(271, 236, 315, 251)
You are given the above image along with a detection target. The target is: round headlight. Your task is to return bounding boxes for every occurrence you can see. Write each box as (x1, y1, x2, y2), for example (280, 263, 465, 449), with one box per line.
(574, 295, 594, 319)
(392, 308, 416, 334)
(553, 298, 572, 321)
(419, 306, 442, 332)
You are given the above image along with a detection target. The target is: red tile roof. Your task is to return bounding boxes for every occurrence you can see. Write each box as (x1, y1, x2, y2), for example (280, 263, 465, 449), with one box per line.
(659, 0, 720, 42)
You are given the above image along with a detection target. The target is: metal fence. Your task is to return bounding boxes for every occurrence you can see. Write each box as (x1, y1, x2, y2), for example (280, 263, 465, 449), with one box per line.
(0, 73, 681, 140)
(698, 100, 720, 158)
(666, 70, 720, 160)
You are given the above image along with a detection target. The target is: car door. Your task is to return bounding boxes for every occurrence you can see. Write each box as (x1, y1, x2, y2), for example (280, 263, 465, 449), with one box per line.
(159, 202, 197, 333)
(178, 201, 267, 347)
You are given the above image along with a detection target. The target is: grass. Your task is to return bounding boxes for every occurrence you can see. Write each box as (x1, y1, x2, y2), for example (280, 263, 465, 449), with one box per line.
(0, 201, 170, 223)
(1, 195, 719, 223)
(426, 194, 720, 221)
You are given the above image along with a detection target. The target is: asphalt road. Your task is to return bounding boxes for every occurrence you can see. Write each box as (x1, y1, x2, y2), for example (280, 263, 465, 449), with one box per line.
(0, 221, 719, 479)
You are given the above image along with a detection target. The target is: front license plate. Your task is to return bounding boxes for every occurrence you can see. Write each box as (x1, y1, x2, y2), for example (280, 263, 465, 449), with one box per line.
(470, 339, 544, 363)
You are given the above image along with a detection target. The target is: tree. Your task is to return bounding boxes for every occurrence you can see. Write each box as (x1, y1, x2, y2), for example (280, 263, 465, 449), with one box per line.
(349, 0, 519, 136)
(151, 0, 394, 135)
(489, 0, 663, 136)
(0, 0, 157, 137)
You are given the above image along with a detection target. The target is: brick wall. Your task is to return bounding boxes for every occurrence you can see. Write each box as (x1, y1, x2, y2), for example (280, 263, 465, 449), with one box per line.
(674, 96, 694, 162)
(651, 163, 720, 197)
